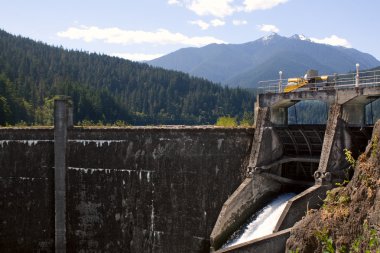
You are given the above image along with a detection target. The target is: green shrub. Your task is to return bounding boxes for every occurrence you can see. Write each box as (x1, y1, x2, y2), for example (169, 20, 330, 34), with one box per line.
(215, 116, 238, 127)
(344, 148, 356, 167)
(315, 228, 335, 253)
(371, 135, 379, 158)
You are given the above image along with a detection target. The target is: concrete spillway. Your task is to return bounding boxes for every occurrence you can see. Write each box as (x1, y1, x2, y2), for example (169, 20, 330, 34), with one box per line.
(211, 86, 379, 252)
(222, 193, 296, 248)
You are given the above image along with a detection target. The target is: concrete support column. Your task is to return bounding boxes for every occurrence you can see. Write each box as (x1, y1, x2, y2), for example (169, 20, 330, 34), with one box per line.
(248, 107, 270, 170)
(314, 104, 351, 185)
(248, 107, 283, 174)
(54, 98, 69, 253)
(253, 100, 259, 128)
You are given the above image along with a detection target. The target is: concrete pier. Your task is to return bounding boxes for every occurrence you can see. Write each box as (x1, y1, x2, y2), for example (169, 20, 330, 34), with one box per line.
(54, 97, 71, 253)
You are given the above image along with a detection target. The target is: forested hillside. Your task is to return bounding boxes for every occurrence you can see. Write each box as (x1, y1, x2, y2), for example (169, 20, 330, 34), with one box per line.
(0, 29, 255, 125)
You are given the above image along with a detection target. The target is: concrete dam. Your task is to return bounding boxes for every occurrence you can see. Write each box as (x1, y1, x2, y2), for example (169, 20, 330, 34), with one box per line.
(0, 106, 253, 253)
(1, 81, 379, 252)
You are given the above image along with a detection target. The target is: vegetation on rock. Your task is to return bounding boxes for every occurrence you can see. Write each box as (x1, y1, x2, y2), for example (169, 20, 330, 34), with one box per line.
(286, 121, 380, 253)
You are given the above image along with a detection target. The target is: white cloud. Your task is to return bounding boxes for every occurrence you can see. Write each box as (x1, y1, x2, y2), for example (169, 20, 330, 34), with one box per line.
(187, 0, 235, 18)
(257, 24, 279, 33)
(172, 0, 288, 18)
(57, 25, 225, 46)
(310, 35, 351, 48)
(232, 19, 248, 26)
(189, 20, 210, 30)
(111, 52, 164, 62)
(210, 19, 226, 27)
(189, 19, 225, 30)
(243, 0, 288, 12)
(167, 0, 180, 5)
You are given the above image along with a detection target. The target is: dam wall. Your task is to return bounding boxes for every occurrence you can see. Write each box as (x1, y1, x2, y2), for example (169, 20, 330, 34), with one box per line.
(0, 126, 254, 252)
(0, 129, 55, 252)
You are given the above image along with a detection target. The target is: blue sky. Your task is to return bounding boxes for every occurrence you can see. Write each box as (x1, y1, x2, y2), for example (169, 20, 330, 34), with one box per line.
(1, 0, 379, 62)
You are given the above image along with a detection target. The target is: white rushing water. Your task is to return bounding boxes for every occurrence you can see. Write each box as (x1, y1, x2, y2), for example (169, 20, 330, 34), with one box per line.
(223, 192, 296, 248)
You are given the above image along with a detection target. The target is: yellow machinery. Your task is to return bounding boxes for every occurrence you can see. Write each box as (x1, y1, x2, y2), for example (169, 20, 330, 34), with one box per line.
(284, 69, 330, 93)
(284, 77, 308, 92)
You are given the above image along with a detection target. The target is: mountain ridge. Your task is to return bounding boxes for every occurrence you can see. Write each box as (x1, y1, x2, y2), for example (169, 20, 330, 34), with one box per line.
(149, 34, 380, 88)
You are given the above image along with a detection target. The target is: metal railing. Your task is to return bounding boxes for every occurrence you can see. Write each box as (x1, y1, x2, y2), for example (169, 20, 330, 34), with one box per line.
(257, 69, 380, 94)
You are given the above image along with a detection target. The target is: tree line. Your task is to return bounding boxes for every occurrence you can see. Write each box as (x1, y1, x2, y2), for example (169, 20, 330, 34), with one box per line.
(0, 29, 255, 126)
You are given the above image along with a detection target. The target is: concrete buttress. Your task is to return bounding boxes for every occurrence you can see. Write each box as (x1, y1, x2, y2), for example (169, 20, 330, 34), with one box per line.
(54, 98, 69, 253)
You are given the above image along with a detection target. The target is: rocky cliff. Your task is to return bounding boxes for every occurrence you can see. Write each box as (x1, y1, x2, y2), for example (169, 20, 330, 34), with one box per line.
(286, 120, 380, 252)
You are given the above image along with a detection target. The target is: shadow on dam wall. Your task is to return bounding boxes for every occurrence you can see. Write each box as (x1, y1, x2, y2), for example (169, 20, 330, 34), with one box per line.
(0, 125, 254, 252)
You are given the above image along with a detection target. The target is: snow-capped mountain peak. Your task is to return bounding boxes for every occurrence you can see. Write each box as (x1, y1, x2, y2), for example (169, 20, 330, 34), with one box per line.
(290, 34, 311, 41)
(261, 33, 279, 41)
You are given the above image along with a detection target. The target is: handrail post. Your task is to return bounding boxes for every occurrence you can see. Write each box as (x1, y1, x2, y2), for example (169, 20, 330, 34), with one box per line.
(355, 63, 360, 88)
